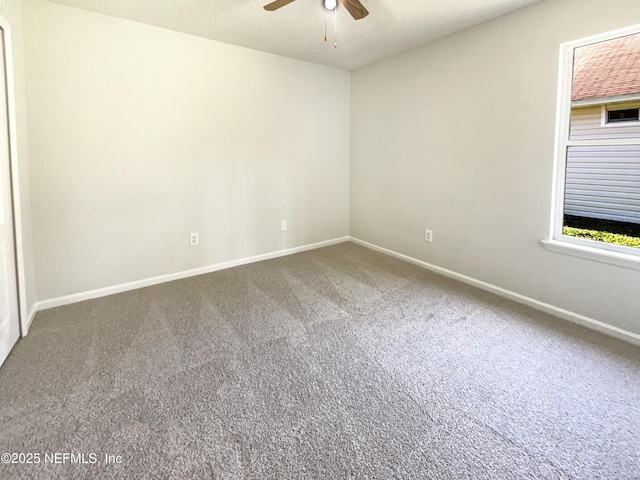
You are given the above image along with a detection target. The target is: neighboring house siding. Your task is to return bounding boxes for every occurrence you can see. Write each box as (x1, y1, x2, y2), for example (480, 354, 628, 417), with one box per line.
(565, 144, 640, 224)
(570, 105, 640, 140)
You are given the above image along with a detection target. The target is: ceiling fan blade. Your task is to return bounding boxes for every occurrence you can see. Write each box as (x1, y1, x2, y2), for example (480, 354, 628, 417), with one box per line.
(264, 0, 297, 11)
(338, 0, 369, 20)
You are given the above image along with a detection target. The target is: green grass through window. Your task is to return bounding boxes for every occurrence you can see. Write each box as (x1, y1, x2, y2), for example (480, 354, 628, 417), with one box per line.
(563, 215, 640, 248)
(563, 226, 640, 248)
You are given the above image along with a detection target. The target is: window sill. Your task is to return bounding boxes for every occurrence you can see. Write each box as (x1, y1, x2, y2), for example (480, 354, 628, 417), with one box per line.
(541, 239, 640, 271)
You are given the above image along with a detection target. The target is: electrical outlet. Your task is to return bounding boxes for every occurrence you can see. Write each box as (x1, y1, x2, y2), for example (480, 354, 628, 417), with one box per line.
(190, 233, 199, 246)
(281, 220, 288, 232)
(425, 229, 433, 243)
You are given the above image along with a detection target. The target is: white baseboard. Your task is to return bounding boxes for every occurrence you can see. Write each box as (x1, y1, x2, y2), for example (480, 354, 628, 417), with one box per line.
(350, 237, 640, 347)
(36, 236, 350, 312)
(20, 303, 38, 337)
(31, 235, 640, 347)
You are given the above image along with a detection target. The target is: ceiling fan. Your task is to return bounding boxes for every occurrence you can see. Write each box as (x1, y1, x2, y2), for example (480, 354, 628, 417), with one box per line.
(263, 0, 369, 20)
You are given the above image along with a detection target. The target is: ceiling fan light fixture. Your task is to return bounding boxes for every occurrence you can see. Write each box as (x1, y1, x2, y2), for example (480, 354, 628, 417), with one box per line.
(324, 0, 337, 11)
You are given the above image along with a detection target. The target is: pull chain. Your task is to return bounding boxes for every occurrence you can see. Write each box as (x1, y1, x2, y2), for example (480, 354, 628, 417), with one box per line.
(323, 3, 337, 48)
(334, 5, 337, 48)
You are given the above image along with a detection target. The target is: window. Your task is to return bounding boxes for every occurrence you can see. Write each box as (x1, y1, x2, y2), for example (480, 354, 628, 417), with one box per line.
(544, 26, 640, 269)
(606, 107, 639, 123)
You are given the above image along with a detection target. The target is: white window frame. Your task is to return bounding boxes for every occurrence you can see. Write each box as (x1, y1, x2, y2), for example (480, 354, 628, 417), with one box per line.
(542, 24, 640, 271)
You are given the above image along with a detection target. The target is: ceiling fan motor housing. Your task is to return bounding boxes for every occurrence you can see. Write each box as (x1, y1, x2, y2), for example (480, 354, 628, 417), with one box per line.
(264, 0, 369, 20)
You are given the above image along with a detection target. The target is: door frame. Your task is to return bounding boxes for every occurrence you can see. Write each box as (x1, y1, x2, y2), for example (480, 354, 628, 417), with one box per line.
(0, 16, 28, 336)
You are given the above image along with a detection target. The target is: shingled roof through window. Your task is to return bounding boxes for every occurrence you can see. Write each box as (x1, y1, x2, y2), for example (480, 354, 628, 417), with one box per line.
(572, 33, 640, 102)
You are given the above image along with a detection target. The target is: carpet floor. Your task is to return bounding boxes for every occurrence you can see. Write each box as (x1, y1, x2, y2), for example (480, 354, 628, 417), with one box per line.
(1, 242, 639, 479)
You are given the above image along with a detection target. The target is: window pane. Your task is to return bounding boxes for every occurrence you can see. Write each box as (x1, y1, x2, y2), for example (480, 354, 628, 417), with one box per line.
(564, 145, 640, 248)
(569, 34, 640, 140)
(607, 108, 639, 123)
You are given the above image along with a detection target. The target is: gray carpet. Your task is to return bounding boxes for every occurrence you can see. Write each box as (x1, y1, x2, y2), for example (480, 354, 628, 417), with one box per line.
(1, 242, 639, 479)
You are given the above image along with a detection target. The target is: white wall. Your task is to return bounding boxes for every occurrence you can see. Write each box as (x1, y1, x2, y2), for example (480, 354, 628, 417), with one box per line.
(1, 0, 37, 329)
(351, 0, 640, 336)
(24, 0, 350, 300)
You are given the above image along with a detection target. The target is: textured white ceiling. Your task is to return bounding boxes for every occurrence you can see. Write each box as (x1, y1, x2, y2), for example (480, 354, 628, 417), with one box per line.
(44, 0, 543, 70)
